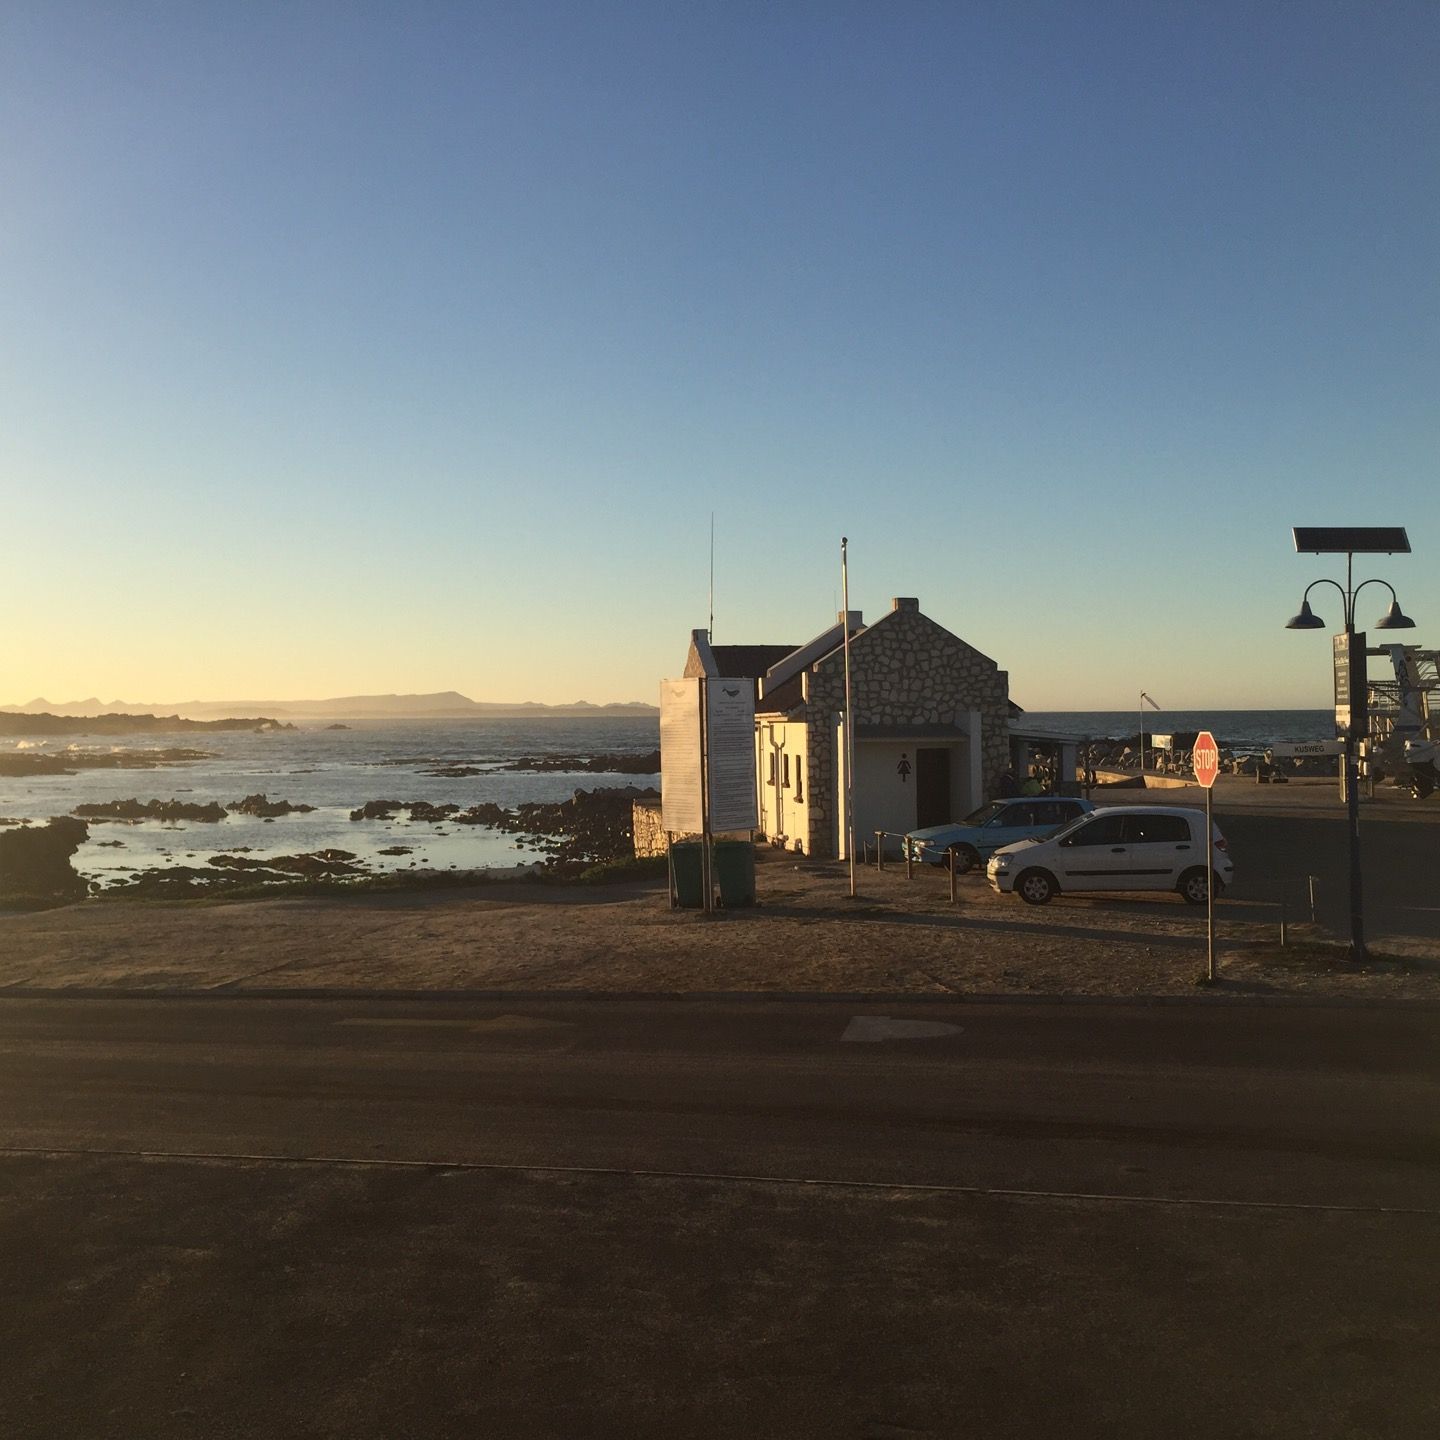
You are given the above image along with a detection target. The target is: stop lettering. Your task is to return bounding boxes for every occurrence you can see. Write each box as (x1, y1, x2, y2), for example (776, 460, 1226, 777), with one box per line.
(1193, 730, 1220, 789)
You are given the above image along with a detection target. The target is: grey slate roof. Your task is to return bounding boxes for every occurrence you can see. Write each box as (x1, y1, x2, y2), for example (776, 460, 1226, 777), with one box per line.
(709, 644, 798, 680)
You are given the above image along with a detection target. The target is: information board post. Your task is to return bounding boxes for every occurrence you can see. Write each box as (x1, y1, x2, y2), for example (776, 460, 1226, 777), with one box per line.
(1192, 730, 1220, 982)
(659, 676, 757, 914)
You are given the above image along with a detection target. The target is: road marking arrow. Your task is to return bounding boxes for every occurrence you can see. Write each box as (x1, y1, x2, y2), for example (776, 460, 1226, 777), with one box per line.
(841, 1016, 963, 1043)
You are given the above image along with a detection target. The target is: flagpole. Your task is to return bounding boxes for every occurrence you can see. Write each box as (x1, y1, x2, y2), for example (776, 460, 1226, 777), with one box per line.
(842, 537, 855, 898)
(1139, 692, 1159, 782)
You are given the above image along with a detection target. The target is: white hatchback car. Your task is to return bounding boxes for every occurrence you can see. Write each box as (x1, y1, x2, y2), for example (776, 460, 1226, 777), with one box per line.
(986, 805, 1233, 905)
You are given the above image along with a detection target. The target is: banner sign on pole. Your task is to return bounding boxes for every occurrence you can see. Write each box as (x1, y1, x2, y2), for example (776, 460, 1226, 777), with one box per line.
(1333, 631, 1368, 737)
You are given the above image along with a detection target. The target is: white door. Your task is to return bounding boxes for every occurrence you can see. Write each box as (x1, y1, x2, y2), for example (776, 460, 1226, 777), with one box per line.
(1118, 811, 1198, 890)
(1054, 812, 1131, 890)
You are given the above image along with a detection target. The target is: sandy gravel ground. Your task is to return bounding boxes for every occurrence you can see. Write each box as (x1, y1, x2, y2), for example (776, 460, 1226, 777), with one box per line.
(2, 849, 1436, 1000)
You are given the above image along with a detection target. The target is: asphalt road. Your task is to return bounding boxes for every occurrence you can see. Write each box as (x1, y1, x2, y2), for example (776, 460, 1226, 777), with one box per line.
(3, 996, 1439, 1437)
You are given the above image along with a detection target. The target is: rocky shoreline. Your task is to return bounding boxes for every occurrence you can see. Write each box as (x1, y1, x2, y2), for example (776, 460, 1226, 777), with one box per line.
(345, 785, 656, 866)
(0, 712, 294, 736)
(1, 781, 658, 904)
(0, 747, 218, 778)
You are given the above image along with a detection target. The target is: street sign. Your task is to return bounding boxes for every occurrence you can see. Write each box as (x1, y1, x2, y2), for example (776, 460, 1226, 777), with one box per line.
(1193, 730, 1220, 789)
(1267, 739, 1343, 760)
(1192, 728, 1221, 982)
(1333, 631, 1367, 736)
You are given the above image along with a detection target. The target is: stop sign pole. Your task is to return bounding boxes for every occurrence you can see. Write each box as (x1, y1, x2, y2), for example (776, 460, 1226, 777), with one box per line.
(1193, 730, 1220, 981)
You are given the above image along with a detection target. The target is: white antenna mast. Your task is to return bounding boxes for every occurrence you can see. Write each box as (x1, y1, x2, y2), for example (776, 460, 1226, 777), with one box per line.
(708, 511, 715, 642)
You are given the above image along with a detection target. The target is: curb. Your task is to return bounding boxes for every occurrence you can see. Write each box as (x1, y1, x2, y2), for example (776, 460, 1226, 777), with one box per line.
(1, 986, 1437, 1010)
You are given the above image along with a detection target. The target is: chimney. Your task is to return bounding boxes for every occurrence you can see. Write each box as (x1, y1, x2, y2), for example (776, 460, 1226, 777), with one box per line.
(891, 597, 919, 614)
(837, 609, 864, 631)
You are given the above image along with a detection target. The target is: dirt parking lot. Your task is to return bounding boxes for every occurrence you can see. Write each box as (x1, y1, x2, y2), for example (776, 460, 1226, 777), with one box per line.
(2, 804, 1437, 1000)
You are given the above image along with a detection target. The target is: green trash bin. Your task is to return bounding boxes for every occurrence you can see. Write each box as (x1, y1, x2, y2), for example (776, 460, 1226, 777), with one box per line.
(669, 841, 705, 909)
(713, 839, 756, 909)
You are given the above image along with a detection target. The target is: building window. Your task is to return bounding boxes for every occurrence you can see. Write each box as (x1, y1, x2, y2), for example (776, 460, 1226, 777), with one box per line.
(795, 758, 804, 803)
(783, 754, 791, 788)
(767, 753, 776, 786)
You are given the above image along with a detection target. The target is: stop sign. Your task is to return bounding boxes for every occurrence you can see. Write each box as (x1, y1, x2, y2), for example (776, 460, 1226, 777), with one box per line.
(1193, 730, 1220, 789)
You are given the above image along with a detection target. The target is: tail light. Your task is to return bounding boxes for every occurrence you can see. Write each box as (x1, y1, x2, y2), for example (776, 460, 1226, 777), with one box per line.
(1213, 835, 1228, 851)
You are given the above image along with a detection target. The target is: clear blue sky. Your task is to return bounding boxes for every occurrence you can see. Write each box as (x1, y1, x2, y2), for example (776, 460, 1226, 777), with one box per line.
(3, 1, 1436, 709)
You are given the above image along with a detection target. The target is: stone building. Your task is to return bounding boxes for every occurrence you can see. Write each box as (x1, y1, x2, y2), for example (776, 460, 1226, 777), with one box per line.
(683, 597, 1013, 859)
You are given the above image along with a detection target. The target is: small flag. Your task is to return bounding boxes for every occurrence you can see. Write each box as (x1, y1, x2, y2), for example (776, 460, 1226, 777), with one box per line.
(1141, 692, 1161, 711)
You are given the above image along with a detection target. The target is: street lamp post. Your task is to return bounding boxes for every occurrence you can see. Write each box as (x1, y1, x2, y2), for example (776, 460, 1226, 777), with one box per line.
(1286, 528, 1415, 964)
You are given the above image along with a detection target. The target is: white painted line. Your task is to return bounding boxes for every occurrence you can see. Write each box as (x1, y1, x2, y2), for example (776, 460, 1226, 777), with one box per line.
(842, 1015, 963, 1043)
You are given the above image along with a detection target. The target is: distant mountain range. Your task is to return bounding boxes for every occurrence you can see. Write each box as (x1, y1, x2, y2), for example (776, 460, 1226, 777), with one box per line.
(0, 691, 659, 721)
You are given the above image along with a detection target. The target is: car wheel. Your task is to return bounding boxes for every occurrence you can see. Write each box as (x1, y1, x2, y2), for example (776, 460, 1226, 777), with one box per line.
(947, 843, 980, 875)
(1178, 868, 1222, 905)
(1015, 869, 1056, 905)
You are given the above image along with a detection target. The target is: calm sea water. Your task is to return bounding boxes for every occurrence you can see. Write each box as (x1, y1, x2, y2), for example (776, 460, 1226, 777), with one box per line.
(1, 716, 660, 886)
(1029, 710, 1333, 750)
(3, 710, 1328, 886)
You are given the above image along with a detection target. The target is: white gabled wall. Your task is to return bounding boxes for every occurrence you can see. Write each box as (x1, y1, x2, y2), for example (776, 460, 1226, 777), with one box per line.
(754, 718, 809, 852)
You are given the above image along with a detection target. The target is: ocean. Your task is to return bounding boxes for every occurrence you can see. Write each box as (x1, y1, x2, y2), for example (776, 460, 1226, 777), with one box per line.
(2, 710, 1329, 887)
(1, 716, 661, 887)
(1027, 710, 1333, 751)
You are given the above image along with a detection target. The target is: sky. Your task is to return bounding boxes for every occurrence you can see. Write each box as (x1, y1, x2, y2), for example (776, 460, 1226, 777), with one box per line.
(2, 1, 1436, 711)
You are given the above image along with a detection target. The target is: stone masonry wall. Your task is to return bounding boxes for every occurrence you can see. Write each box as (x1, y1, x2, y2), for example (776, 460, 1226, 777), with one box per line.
(800, 603, 1010, 858)
(631, 798, 666, 858)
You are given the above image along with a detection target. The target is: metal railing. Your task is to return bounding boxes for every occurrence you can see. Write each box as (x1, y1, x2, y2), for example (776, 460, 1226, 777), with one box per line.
(863, 830, 962, 904)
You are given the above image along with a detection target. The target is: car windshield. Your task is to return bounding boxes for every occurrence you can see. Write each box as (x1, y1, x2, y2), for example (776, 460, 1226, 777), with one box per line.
(1047, 812, 1095, 844)
(961, 801, 1007, 825)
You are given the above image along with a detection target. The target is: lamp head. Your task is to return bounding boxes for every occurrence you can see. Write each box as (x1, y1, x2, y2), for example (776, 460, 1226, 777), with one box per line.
(1285, 599, 1325, 630)
(1375, 598, 1416, 630)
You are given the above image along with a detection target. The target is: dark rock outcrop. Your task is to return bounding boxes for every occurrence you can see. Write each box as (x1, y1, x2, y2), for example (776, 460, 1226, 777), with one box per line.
(209, 849, 363, 878)
(495, 751, 661, 775)
(349, 800, 460, 823)
(345, 787, 655, 866)
(0, 817, 89, 900)
(0, 754, 76, 777)
(227, 794, 317, 817)
(0, 713, 294, 736)
(75, 799, 229, 823)
(0, 747, 222, 777)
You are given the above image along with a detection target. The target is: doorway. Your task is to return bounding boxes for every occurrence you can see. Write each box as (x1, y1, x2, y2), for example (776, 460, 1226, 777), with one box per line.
(914, 747, 952, 829)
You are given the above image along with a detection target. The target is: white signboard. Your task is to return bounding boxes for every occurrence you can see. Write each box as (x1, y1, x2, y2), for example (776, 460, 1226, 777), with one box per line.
(706, 679, 757, 833)
(658, 677, 757, 835)
(660, 679, 704, 834)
